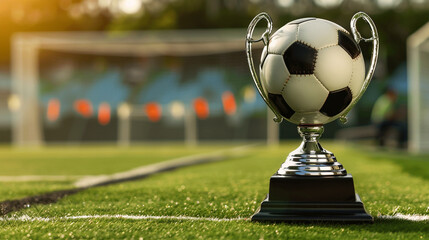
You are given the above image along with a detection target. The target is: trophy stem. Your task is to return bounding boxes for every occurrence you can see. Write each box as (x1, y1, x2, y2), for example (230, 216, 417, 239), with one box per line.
(277, 125, 347, 176)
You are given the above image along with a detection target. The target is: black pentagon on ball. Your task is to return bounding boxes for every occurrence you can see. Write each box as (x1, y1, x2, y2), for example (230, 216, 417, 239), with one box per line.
(288, 17, 316, 25)
(338, 30, 361, 59)
(268, 93, 295, 119)
(283, 42, 317, 75)
(320, 87, 352, 117)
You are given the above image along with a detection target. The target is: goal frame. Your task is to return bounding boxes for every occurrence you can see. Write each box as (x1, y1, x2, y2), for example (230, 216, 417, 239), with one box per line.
(407, 22, 429, 153)
(11, 29, 278, 146)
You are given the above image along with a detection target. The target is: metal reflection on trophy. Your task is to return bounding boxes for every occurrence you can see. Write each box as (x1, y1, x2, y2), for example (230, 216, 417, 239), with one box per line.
(246, 12, 379, 222)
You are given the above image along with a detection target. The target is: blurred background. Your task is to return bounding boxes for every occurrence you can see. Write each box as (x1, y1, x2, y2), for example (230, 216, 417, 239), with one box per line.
(1, 0, 429, 151)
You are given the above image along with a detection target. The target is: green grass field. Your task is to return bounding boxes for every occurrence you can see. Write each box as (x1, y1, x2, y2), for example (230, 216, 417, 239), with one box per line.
(0, 145, 229, 201)
(0, 142, 428, 239)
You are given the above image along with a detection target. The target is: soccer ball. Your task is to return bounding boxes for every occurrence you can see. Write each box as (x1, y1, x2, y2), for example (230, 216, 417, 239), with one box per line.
(260, 17, 365, 125)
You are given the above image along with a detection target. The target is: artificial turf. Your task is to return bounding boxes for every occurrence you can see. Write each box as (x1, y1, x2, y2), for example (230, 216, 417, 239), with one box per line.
(0, 145, 226, 175)
(0, 144, 232, 201)
(0, 181, 73, 202)
(0, 142, 428, 239)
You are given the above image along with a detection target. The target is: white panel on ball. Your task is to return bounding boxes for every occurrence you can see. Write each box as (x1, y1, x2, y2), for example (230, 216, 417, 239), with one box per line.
(261, 54, 290, 94)
(320, 19, 348, 33)
(314, 45, 353, 91)
(289, 111, 332, 125)
(282, 75, 329, 112)
(298, 19, 339, 49)
(349, 53, 366, 100)
(267, 25, 298, 55)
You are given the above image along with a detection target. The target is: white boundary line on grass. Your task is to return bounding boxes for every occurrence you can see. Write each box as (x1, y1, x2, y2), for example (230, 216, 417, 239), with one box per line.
(1, 213, 428, 222)
(0, 215, 247, 222)
(0, 144, 253, 184)
(378, 213, 429, 221)
(74, 144, 253, 188)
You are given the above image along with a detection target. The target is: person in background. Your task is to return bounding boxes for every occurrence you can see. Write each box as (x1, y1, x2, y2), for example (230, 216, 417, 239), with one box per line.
(371, 88, 407, 148)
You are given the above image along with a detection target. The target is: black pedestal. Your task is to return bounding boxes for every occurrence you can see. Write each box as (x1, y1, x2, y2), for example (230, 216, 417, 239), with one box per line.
(251, 174, 373, 222)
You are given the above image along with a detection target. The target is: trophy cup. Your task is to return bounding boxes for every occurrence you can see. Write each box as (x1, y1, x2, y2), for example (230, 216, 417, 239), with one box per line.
(246, 12, 378, 222)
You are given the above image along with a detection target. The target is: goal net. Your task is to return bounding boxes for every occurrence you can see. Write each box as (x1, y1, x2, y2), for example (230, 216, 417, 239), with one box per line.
(11, 30, 272, 145)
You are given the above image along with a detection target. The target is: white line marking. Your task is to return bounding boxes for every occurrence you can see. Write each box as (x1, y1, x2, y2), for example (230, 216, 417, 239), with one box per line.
(74, 144, 254, 188)
(379, 213, 429, 221)
(0, 215, 247, 222)
(0, 145, 253, 184)
(1, 213, 428, 222)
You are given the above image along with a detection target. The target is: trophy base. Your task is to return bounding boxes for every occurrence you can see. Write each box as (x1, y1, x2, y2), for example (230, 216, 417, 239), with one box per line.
(251, 174, 373, 223)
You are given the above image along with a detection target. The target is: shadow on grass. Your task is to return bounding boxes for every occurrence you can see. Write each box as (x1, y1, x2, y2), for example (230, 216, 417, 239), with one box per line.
(0, 188, 83, 216)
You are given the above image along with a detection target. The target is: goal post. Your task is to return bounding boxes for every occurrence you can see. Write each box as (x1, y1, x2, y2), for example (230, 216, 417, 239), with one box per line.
(407, 22, 429, 153)
(11, 36, 43, 146)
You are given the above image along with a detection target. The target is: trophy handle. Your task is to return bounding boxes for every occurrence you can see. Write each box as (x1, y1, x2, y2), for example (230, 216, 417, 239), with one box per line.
(339, 12, 379, 124)
(246, 12, 283, 123)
